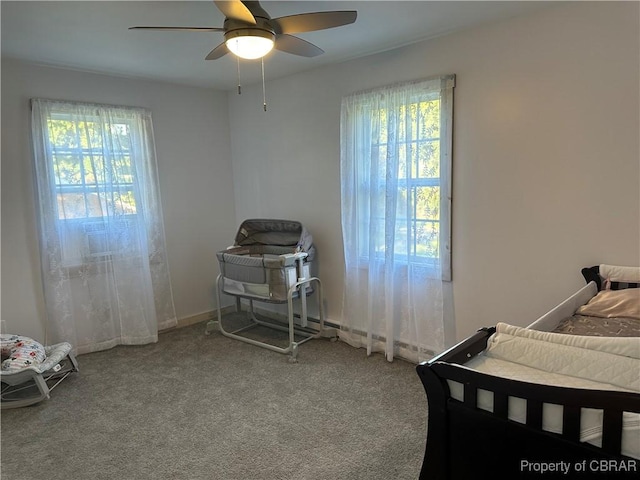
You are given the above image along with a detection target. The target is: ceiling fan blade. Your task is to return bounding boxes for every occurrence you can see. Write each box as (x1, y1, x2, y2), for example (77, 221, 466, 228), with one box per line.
(275, 34, 324, 57)
(129, 26, 224, 32)
(214, 1, 256, 24)
(205, 42, 230, 60)
(272, 11, 357, 34)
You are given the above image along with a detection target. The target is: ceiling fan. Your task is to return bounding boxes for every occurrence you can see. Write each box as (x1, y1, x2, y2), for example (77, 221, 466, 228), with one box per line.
(129, 0, 358, 61)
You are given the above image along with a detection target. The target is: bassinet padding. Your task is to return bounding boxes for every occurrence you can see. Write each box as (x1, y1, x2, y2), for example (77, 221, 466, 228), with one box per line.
(217, 219, 314, 302)
(233, 218, 315, 260)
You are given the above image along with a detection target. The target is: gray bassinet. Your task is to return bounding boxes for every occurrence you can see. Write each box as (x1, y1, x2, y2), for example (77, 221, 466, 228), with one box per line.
(206, 219, 336, 362)
(216, 219, 315, 302)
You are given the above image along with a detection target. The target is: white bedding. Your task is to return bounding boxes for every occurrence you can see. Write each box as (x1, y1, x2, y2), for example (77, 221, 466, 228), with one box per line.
(448, 323, 640, 458)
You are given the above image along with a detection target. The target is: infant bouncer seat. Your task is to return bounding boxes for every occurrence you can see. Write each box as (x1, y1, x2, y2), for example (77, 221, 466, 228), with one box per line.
(1, 335, 78, 409)
(206, 219, 337, 362)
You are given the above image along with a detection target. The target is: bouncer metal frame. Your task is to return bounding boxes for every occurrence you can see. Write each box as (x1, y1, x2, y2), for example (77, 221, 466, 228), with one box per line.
(1, 345, 79, 409)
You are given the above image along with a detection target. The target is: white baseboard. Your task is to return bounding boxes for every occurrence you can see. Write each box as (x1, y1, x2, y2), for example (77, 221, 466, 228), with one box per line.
(170, 306, 236, 330)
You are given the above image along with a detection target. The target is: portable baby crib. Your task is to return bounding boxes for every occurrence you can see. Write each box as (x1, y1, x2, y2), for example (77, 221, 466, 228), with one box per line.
(206, 219, 336, 362)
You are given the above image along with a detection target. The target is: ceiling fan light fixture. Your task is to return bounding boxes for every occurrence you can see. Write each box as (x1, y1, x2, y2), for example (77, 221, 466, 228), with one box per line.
(225, 29, 275, 60)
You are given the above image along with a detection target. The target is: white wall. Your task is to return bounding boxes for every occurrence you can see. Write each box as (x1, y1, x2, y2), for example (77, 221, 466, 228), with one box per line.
(3, 2, 638, 346)
(227, 1, 640, 342)
(1, 59, 237, 341)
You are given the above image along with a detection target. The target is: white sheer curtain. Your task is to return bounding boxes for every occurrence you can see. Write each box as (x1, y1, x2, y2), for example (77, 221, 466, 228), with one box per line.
(31, 98, 176, 354)
(339, 76, 454, 363)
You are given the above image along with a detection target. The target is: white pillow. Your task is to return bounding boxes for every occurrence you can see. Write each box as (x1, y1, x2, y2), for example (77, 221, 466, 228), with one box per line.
(600, 264, 640, 283)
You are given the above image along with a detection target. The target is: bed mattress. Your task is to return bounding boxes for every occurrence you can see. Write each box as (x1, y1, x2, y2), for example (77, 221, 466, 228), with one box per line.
(552, 314, 640, 337)
(550, 286, 640, 337)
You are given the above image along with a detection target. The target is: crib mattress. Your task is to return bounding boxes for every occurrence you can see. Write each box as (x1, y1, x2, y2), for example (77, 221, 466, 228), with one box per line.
(448, 358, 640, 459)
(448, 323, 640, 458)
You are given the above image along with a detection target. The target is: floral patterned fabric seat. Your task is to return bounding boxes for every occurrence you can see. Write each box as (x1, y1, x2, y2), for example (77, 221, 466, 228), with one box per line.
(1, 335, 47, 372)
(1, 336, 78, 409)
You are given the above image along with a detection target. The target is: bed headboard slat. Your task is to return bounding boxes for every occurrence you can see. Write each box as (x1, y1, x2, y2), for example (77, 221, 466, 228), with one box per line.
(581, 266, 601, 290)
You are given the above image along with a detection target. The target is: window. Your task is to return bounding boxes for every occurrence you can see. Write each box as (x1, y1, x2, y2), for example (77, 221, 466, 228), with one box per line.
(341, 75, 454, 280)
(339, 76, 454, 360)
(31, 98, 177, 351)
(366, 95, 443, 262)
(31, 100, 156, 266)
(43, 110, 143, 263)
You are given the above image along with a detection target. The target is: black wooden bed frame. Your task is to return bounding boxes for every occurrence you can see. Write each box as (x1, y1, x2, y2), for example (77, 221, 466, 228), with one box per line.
(416, 267, 640, 479)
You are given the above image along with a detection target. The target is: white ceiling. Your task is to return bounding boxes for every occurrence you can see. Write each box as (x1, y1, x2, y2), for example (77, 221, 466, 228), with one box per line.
(1, 1, 553, 90)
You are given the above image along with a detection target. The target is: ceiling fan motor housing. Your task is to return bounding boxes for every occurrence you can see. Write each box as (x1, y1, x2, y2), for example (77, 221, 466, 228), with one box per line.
(223, 17, 276, 45)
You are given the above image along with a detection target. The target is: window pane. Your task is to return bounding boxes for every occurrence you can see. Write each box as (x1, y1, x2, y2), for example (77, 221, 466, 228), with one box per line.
(57, 192, 88, 219)
(416, 186, 440, 221)
(419, 141, 440, 178)
(395, 223, 408, 256)
(48, 115, 138, 220)
(419, 99, 440, 139)
(112, 190, 137, 216)
(54, 154, 82, 185)
(408, 141, 418, 179)
(398, 142, 407, 178)
(392, 185, 440, 259)
(85, 192, 107, 218)
(48, 119, 78, 148)
(113, 155, 134, 184)
(110, 123, 131, 149)
(377, 145, 387, 180)
(415, 221, 439, 258)
(81, 121, 103, 150)
(378, 108, 387, 144)
(82, 156, 99, 185)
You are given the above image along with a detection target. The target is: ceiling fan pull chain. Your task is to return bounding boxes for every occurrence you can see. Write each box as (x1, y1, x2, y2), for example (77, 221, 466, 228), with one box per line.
(262, 58, 267, 112)
(237, 56, 242, 95)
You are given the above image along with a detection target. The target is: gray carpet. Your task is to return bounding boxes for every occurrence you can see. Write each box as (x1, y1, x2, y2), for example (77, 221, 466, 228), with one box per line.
(1, 316, 428, 480)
